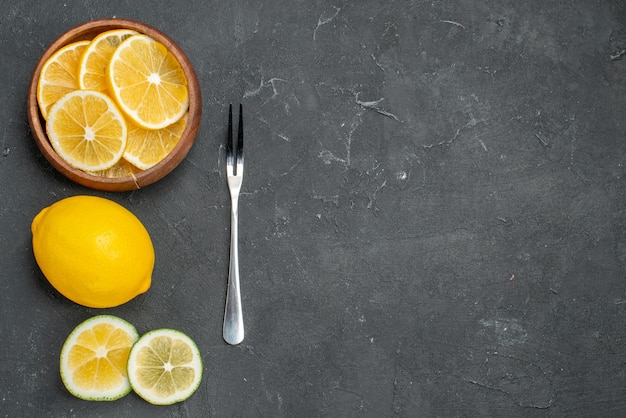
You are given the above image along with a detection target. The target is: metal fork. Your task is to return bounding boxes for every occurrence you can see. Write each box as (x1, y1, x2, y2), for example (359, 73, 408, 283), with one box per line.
(223, 104, 244, 345)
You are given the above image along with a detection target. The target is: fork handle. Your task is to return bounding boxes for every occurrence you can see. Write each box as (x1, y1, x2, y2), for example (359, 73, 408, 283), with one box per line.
(223, 202, 244, 345)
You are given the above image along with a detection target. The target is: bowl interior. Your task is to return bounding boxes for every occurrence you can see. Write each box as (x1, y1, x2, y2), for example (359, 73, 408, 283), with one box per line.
(27, 18, 201, 192)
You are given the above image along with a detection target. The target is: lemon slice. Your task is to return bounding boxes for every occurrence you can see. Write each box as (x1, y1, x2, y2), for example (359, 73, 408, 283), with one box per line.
(46, 90, 127, 171)
(60, 315, 139, 401)
(127, 328, 203, 405)
(108, 34, 189, 129)
(124, 113, 188, 170)
(90, 158, 142, 178)
(78, 29, 138, 92)
(37, 40, 89, 119)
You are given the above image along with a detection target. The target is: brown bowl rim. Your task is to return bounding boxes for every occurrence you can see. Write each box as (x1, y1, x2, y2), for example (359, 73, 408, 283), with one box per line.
(27, 18, 202, 192)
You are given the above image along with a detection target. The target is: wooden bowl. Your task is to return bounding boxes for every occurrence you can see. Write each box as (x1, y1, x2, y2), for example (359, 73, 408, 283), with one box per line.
(27, 18, 202, 192)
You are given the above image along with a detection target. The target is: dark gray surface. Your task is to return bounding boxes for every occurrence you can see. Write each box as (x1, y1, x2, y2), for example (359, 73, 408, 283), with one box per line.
(2, 0, 626, 416)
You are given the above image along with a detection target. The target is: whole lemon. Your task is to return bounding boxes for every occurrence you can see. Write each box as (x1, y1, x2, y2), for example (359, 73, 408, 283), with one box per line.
(31, 195, 154, 308)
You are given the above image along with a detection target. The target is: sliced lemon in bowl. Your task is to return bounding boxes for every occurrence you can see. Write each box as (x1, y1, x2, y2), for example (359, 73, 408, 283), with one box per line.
(108, 34, 189, 130)
(78, 29, 138, 92)
(36, 40, 89, 119)
(46, 89, 127, 171)
(127, 328, 203, 405)
(89, 158, 142, 179)
(124, 113, 188, 170)
(60, 315, 139, 401)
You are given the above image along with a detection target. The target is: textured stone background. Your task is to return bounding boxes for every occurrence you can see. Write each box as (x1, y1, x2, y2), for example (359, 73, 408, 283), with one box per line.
(1, 0, 626, 416)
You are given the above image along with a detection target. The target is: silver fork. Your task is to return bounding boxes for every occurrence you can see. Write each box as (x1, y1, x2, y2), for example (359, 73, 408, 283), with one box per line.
(223, 103, 244, 345)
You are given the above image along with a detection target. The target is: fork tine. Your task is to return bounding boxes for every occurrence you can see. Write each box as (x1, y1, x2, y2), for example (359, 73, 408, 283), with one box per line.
(227, 104, 233, 164)
(237, 104, 244, 165)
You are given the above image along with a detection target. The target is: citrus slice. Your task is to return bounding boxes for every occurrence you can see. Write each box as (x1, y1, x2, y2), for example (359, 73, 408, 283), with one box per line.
(127, 328, 203, 405)
(90, 158, 142, 178)
(60, 315, 139, 401)
(124, 113, 188, 170)
(78, 29, 138, 92)
(37, 40, 90, 119)
(46, 90, 127, 171)
(108, 34, 189, 129)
